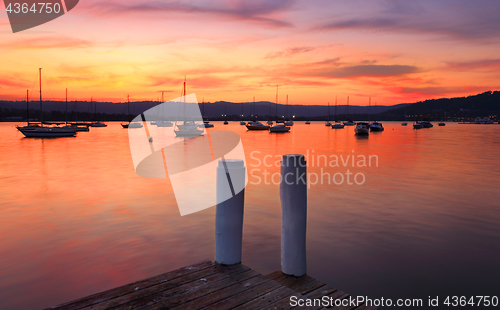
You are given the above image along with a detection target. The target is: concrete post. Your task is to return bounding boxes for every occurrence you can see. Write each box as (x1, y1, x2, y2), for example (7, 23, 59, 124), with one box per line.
(280, 154, 307, 276)
(215, 159, 245, 265)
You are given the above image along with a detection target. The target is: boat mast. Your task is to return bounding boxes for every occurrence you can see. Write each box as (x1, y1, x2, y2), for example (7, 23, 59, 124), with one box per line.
(127, 95, 130, 123)
(327, 101, 330, 122)
(253, 96, 255, 119)
(183, 76, 186, 124)
(368, 97, 371, 122)
(286, 94, 288, 120)
(346, 96, 349, 120)
(26, 89, 29, 125)
(65, 88, 68, 124)
(334, 95, 337, 122)
(39, 68, 43, 126)
(276, 85, 278, 120)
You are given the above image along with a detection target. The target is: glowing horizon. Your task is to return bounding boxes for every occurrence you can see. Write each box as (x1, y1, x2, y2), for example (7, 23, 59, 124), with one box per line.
(1, 0, 500, 106)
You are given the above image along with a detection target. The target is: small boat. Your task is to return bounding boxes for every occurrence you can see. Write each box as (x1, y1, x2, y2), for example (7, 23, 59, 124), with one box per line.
(276, 120, 284, 123)
(239, 121, 246, 125)
(156, 120, 174, 127)
(267, 120, 273, 125)
(305, 121, 310, 124)
(402, 105, 408, 126)
(203, 121, 214, 128)
(343, 96, 355, 125)
(438, 122, 446, 126)
(369, 122, 384, 132)
(282, 95, 294, 126)
(269, 124, 290, 133)
(89, 121, 107, 127)
(246, 121, 270, 130)
(121, 95, 143, 128)
(223, 120, 229, 125)
(354, 122, 369, 134)
(89, 98, 107, 127)
(174, 121, 204, 137)
(325, 101, 331, 126)
(174, 78, 204, 137)
(420, 120, 433, 128)
(18, 69, 76, 138)
(124, 122, 144, 128)
(413, 123, 423, 129)
(331, 97, 343, 129)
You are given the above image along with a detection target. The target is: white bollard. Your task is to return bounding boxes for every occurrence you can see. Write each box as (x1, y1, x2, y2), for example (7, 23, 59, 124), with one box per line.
(281, 154, 307, 277)
(215, 159, 246, 265)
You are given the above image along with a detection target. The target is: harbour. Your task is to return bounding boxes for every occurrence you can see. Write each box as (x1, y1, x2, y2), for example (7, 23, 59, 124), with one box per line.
(1, 121, 499, 309)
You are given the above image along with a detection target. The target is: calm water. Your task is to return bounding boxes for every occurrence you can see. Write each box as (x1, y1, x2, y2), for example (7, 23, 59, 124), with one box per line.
(0, 121, 499, 309)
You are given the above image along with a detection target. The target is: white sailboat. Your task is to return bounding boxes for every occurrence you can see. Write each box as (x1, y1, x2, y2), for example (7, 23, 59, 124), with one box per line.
(89, 98, 107, 127)
(343, 96, 355, 126)
(270, 94, 290, 132)
(18, 69, 77, 138)
(122, 95, 143, 128)
(283, 95, 294, 126)
(174, 78, 204, 137)
(156, 91, 174, 127)
(325, 101, 331, 126)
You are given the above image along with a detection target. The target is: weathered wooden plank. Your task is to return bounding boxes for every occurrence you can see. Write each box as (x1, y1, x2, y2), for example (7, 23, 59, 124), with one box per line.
(232, 286, 296, 310)
(139, 269, 261, 309)
(200, 277, 282, 310)
(46, 261, 214, 310)
(167, 274, 272, 310)
(102, 264, 253, 310)
(44, 262, 379, 310)
(266, 270, 286, 281)
(289, 278, 326, 295)
(83, 263, 248, 310)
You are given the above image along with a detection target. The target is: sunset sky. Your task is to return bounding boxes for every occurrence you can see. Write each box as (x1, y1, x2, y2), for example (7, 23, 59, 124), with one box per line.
(1, 0, 500, 106)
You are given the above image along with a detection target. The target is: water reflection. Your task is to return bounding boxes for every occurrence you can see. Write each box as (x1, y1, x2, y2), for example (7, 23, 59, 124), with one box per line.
(0, 122, 499, 310)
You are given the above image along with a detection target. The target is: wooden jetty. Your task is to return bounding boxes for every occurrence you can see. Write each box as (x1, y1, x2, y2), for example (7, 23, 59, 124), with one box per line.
(45, 261, 379, 310)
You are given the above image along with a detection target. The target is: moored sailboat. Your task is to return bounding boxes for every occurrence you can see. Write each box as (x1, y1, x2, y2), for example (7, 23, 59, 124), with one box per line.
(17, 69, 76, 138)
(122, 95, 143, 128)
(174, 77, 204, 137)
(331, 96, 344, 129)
(343, 96, 355, 126)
